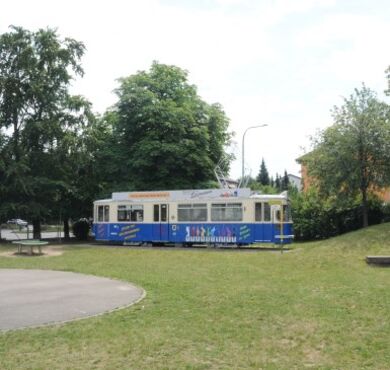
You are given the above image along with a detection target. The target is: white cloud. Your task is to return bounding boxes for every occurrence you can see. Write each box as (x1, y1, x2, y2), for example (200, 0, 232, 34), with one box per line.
(294, 13, 390, 88)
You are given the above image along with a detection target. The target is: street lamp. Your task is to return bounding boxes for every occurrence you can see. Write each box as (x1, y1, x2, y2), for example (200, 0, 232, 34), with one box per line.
(241, 124, 268, 184)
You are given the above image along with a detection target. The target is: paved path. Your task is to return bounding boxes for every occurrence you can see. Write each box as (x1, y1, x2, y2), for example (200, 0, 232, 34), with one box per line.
(0, 228, 63, 241)
(0, 269, 144, 330)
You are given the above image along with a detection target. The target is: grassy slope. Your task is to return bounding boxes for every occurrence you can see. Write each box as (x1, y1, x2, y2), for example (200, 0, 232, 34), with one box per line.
(1, 223, 390, 369)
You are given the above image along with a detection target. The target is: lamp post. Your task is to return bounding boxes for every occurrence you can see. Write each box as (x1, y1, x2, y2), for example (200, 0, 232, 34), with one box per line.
(241, 124, 268, 183)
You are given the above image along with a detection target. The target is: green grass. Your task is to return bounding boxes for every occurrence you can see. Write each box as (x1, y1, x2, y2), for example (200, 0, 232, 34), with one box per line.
(1, 223, 390, 369)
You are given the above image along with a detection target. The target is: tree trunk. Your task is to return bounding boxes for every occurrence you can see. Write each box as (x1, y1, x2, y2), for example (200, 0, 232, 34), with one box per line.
(13, 111, 20, 162)
(64, 218, 70, 240)
(361, 188, 369, 228)
(359, 150, 369, 228)
(33, 219, 42, 240)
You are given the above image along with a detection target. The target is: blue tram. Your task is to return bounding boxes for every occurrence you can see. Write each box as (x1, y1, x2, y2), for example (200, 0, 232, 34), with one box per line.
(93, 188, 293, 245)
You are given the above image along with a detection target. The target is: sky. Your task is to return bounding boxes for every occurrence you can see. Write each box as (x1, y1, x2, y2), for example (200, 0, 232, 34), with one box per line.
(2, 0, 390, 181)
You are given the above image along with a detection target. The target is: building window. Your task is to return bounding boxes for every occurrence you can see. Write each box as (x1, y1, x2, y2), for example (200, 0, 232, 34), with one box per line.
(117, 205, 143, 222)
(178, 203, 207, 222)
(211, 203, 243, 222)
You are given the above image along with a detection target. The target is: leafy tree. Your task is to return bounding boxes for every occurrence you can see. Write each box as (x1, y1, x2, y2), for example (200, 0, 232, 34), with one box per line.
(385, 65, 390, 96)
(281, 170, 290, 191)
(256, 158, 270, 186)
(0, 26, 89, 238)
(245, 176, 277, 194)
(108, 62, 233, 190)
(274, 173, 281, 191)
(306, 85, 390, 227)
(54, 98, 102, 239)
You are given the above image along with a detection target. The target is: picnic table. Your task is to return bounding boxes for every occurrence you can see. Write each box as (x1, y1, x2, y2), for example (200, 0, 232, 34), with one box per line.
(12, 240, 49, 255)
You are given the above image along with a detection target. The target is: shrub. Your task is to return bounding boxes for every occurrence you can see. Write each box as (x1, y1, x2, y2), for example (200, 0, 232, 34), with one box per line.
(291, 190, 387, 241)
(72, 218, 90, 240)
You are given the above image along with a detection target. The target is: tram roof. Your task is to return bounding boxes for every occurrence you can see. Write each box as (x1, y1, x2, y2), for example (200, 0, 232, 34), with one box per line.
(94, 189, 288, 203)
(94, 198, 111, 204)
(250, 192, 288, 200)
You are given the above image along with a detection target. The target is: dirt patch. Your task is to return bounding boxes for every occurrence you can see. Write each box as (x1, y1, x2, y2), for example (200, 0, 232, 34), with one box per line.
(0, 245, 65, 258)
(303, 346, 324, 365)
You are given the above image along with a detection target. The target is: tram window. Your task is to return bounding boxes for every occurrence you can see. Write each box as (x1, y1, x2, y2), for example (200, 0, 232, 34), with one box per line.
(98, 206, 104, 222)
(118, 206, 127, 221)
(255, 203, 262, 221)
(263, 203, 271, 222)
(211, 203, 243, 222)
(117, 205, 143, 222)
(285, 205, 292, 221)
(104, 206, 110, 222)
(153, 205, 159, 222)
(193, 204, 207, 221)
(178, 204, 191, 221)
(161, 204, 167, 222)
(276, 205, 290, 222)
(131, 205, 143, 222)
(178, 203, 207, 221)
(134, 210, 143, 221)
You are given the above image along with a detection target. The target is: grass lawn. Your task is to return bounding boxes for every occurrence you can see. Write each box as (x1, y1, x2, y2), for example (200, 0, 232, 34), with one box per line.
(1, 223, 390, 369)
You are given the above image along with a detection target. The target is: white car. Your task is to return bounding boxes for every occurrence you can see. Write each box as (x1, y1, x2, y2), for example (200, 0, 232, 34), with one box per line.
(7, 219, 28, 227)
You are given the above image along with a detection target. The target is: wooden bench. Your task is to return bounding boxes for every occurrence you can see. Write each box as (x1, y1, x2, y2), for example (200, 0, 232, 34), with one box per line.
(366, 256, 390, 266)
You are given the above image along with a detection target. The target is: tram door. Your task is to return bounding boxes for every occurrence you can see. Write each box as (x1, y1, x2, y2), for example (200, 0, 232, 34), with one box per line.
(153, 204, 169, 241)
(254, 202, 273, 242)
(254, 203, 263, 241)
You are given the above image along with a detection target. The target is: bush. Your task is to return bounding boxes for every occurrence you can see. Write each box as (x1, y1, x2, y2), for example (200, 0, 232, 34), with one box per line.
(72, 218, 90, 240)
(291, 190, 387, 241)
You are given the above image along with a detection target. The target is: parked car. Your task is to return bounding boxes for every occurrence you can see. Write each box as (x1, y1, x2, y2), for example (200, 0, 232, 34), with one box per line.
(7, 219, 28, 227)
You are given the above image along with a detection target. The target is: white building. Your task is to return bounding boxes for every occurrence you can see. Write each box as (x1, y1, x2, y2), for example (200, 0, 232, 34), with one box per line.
(287, 174, 302, 191)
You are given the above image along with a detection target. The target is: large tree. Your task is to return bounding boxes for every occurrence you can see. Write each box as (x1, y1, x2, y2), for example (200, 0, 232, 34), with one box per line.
(256, 158, 270, 186)
(53, 97, 103, 239)
(281, 170, 290, 191)
(306, 85, 390, 227)
(0, 26, 91, 238)
(108, 62, 233, 190)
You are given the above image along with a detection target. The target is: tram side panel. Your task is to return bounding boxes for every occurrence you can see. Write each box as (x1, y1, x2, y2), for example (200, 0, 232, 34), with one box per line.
(93, 197, 293, 245)
(93, 221, 292, 244)
(93, 223, 110, 241)
(94, 202, 169, 243)
(109, 223, 154, 242)
(94, 222, 168, 243)
(94, 222, 254, 244)
(169, 223, 254, 244)
(273, 222, 294, 244)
